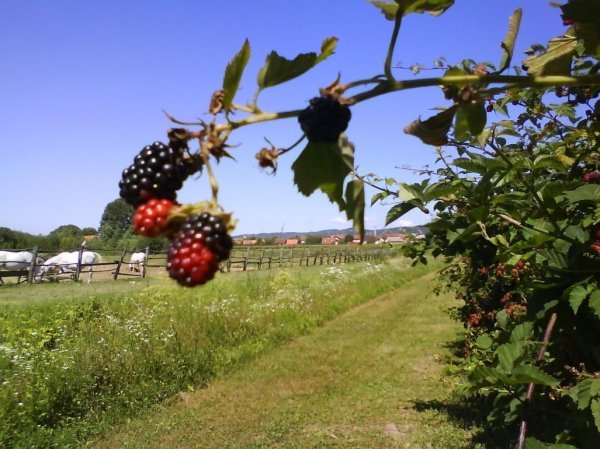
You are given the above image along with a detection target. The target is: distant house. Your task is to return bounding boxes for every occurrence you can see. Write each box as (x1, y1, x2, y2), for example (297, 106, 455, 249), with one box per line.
(379, 233, 406, 244)
(321, 235, 343, 245)
(274, 238, 286, 245)
(242, 239, 257, 246)
(285, 239, 299, 246)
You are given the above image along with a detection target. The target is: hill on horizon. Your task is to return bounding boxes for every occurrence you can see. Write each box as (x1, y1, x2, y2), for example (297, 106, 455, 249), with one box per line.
(233, 225, 428, 240)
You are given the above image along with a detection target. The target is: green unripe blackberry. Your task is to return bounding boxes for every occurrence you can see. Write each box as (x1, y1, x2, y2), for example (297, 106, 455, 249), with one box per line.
(298, 96, 351, 142)
(167, 213, 233, 287)
(119, 142, 196, 207)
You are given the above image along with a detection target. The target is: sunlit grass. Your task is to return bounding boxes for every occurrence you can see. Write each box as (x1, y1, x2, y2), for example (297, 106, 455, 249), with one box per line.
(94, 269, 480, 449)
(1, 257, 439, 448)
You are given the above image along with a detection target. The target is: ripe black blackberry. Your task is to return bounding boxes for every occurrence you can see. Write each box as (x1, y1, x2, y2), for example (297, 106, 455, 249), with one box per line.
(167, 213, 233, 287)
(119, 141, 197, 207)
(298, 96, 351, 142)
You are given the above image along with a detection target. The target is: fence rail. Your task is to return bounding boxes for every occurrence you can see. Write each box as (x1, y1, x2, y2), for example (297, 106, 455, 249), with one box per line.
(0, 244, 395, 285)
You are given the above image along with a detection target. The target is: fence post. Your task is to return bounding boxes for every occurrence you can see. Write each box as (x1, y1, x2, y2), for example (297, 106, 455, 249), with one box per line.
(74, 245, 84, 282)
(114, 249, 127, 280)
(243, 247, 250, 271)
(142, 246, 150, 278)
(268, 247, 274, 269)
(27, 246, 39, 284)
(258, 249, 264, 270)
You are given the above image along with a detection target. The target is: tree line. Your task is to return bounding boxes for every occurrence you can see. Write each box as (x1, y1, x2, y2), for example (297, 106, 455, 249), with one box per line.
(1, 199, 168, 252)
(1, 198, 370, 253)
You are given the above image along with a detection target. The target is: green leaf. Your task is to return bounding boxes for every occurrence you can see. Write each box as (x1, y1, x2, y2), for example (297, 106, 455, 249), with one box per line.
(569, 377, 600, 409)
(453, 154, 504, 175)
(345, 179, 365, 241)
(497, 8, 522, 73)
(525, 439, 578, 449)
(589, 289, 600, 318)
(291, 137, 353, 210)
(511, 365, 559, 387)
(404, 106, 457, 146)
(475, 334, 493, 350)
(592, 398, 600, 432)
(522, 34, 578, 76)
(368, 0, 399, 19)
(564, 184, 600, 204)
(257, 37, 338, 90)
(370, 191, 389, 206)
(567, 284, 590, 314)
(534, 155, 570, 172)
(424, 181, 457, 201)
(497, 342, 523, 373)
(496, 309, 509, 329)
(454, 102, 487, 142)
(222, 39, 251, 111)
(385, 202, 418, 226)
(397, 183, 426, 202)
(369, 0, 455, 18)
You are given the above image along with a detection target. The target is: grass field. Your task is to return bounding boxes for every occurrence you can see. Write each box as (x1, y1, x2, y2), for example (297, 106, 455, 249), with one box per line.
(1, 257, 481, 448)
(93, 270, 479, 449)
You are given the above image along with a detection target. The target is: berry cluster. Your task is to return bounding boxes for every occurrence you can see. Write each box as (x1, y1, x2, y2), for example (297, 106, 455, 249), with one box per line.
(120, 140, 233, 287)
(167, 213, 233, 287)
(298, 96, 351, 142)
(119, 142, 196, 207)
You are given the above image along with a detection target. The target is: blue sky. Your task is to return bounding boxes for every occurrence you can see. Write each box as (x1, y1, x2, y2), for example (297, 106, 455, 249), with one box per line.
(1, 1, 564, 236)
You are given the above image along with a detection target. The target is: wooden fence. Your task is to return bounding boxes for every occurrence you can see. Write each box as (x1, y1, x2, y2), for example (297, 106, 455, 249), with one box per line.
(225, 246, 392, 271)
(0, 245, 395, 285)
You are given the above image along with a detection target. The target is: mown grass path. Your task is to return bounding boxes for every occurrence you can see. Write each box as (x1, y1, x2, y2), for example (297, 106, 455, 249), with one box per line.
(94, 272, 479, 449)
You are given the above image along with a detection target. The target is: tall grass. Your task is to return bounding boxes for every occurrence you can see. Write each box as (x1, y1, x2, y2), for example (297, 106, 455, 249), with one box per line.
(0, 257, 442, 448)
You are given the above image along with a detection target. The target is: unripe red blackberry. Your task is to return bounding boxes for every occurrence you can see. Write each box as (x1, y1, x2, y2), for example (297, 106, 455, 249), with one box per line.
(583, 171, 600, 183)
(119, 142, 197, 207)
(298, 96, 351, 142)
(167, 213, 233, 287)
(133, 198, 175, 237)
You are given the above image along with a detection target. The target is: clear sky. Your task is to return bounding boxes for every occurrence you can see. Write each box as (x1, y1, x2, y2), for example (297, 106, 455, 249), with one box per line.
(1, 1, 564, 236)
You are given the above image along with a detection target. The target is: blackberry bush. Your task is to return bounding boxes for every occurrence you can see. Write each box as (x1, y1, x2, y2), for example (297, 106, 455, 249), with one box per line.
(167, 213, 233, 287)
(298, 96, 351, 142)
(119, 141, 198, 207)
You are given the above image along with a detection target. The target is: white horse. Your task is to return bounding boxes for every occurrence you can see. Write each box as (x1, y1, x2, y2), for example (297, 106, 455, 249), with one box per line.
(128, 251, 147, 272)
(0, 250, 44, 284)
(36, 251, 102, 283)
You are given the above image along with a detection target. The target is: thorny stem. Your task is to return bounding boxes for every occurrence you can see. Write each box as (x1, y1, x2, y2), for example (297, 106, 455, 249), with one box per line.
(279, 134, 306, 155)
(190, 74, 600, 136)
(384, 5, 404, 83)
(200, 142, 219, 203)
(218, 108, 304, 132)
(353, 170, 399, 198)
(517, 312, 558, 449)
(349, 74, 600, 104)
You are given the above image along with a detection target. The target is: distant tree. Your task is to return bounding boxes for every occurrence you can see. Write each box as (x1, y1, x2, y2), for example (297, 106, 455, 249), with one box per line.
(262, 237, 276, 245)
(344, 234, 353, 243)
(49, 225, 82, 238)
(305, 234, 322, 245)
(99, 199, 134, 248)
(0, 227, 18, 248)
(81, 227, 97, 235)
(49, 225, 84, 250)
